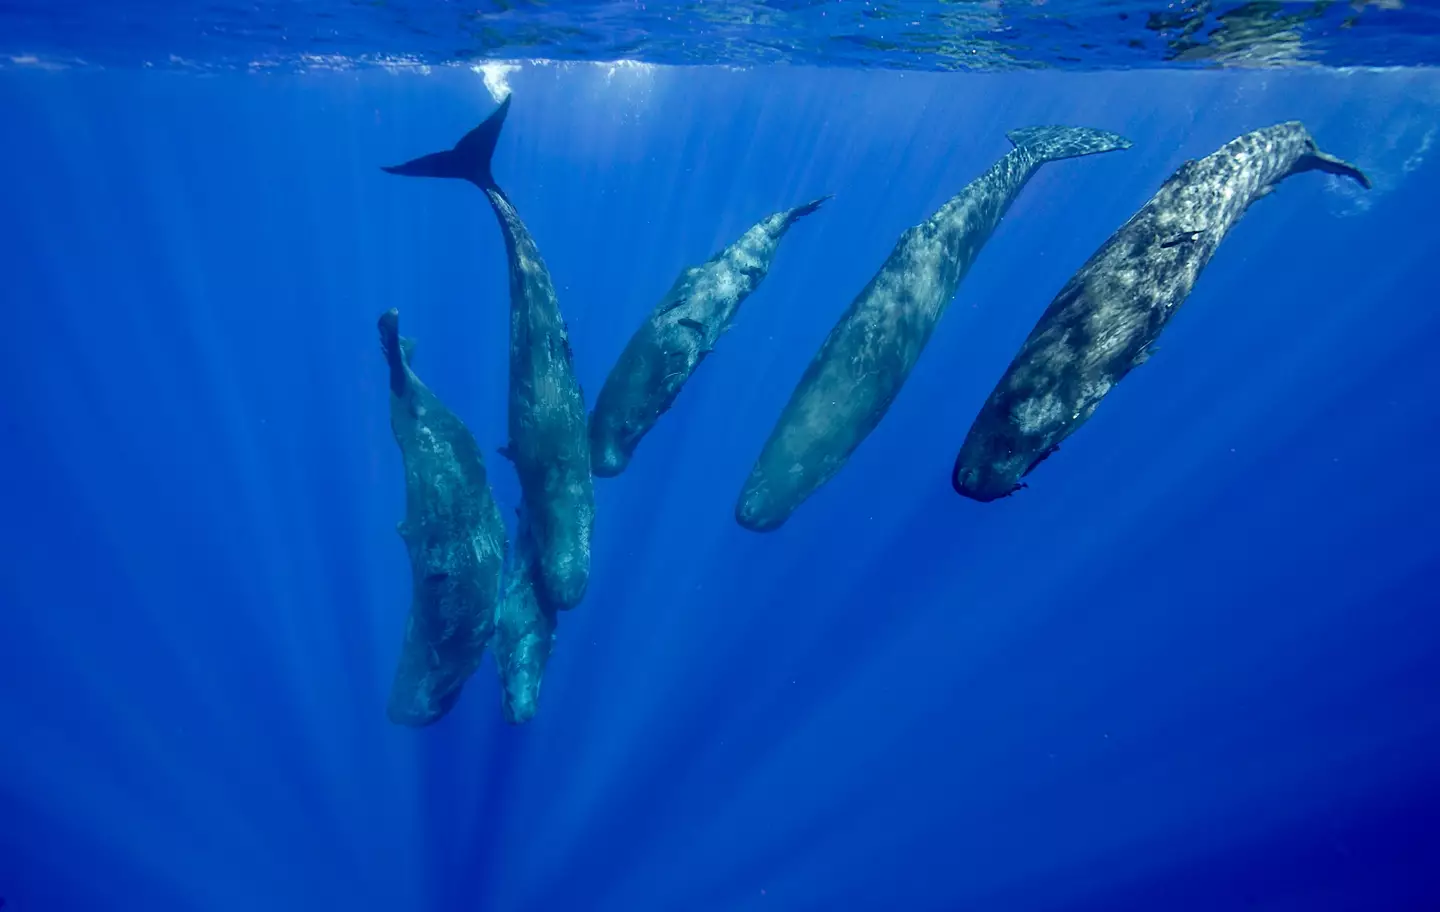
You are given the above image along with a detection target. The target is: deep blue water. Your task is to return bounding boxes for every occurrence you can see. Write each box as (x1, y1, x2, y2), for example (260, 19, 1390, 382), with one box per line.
(2, 59, 1440, 911)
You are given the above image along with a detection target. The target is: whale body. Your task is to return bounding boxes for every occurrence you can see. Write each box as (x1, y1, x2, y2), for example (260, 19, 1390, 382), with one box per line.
(737, 126, 1133, 531)
(590, 197, 828, 477)
(492, 512, 557, 725)
(952, 121, 1370, 501)
(383, 96, 595, 610)
(378, 308, 507, 726)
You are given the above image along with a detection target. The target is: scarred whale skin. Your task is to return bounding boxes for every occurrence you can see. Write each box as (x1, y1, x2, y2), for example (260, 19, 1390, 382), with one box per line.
(737, 125, 1133, 531)
(952, 121, 1371, 502)
(589, 196, 829, 477)
(491, 511, 556, 725)
(383, 96, 594, 610)
(378, 308, 507, 726)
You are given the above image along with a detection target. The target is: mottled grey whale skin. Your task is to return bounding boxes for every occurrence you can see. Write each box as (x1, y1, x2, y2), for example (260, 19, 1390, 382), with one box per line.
(378, 308, 508, 727)
(952, 121, 1371, 502)
(589, 197, 829, 477)
(383, 95, 594, 611)
(736, 126, 1133, 532)
(492, 511, 557, 725)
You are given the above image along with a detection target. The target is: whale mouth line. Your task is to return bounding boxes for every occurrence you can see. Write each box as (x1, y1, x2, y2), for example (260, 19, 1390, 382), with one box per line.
(739, 516, 782, 533)
(951, 460, 1027, 503)
(736, 498, 786, 533)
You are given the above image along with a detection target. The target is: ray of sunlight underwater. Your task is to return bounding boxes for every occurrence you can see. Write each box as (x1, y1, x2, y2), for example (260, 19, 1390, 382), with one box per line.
(3, 14, 1440, 912)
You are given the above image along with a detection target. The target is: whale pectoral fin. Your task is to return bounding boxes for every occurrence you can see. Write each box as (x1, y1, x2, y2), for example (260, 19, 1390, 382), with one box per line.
(676, 319, 717, 358)
(1134, 346, 1157, 368)
(1159, 231, 1201, 249)
(396, 520, 411, 541)
(1021, 445, 1059, 479)
(400, 336, 418, 365)
(546, 331, 577, 365)
(497, 444, 515, 464)
(673, 317, 713, 355)
(657, 294, 690, 317)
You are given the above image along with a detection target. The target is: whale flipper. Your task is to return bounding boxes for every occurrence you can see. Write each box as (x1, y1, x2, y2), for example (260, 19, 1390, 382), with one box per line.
(657, 294, 690, 317)
(1160, 231, 1203, 249)
(381, 94, 512, 191)
(1006, 125, 1133, 162)
(1022, 444, 1059, 478)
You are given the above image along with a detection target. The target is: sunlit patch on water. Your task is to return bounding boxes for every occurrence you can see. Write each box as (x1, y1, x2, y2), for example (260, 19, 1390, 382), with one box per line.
(474, 60, 520, 102)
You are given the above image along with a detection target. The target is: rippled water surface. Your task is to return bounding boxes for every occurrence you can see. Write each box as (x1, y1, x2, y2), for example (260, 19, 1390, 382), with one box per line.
(3, 0, 1438, 70)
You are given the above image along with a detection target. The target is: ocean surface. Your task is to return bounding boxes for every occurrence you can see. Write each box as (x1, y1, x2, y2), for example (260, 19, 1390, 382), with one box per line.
(2, 3, 1440, 911)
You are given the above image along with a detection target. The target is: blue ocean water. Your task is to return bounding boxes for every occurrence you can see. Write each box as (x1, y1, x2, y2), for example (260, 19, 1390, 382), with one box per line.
(2, 12, 1440, 912)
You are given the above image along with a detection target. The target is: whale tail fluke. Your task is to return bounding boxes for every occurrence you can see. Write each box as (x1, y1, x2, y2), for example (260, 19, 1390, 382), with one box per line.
(788, 194, 832, 222)
(381, 94, 512, 190)
(377, 308, 413, 397)
(1008, 125, 1132, 163)
(1298, 148, 1372, 190)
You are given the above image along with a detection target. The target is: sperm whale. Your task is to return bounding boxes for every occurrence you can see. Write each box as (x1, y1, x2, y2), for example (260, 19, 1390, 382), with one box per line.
(491, 510, 556, 725)
(590, 196, 829, 477)
(383, 96, 595, 610)
(737, 126, 1133, 531)
(952, 121, 1370, 501)
(378, 309, 507, 726)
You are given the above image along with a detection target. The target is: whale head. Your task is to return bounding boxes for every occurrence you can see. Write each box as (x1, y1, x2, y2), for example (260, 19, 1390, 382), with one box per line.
(499, 630, 552, 725)
(591, 438, 632, 477)
(387, 609, 469, 725)
(385, 547, 495, 726)
(951, 461, 1024, 503)
(387, 678, 463, 727)
(588, 409, 637, 478)
(735, 484, 789, 533)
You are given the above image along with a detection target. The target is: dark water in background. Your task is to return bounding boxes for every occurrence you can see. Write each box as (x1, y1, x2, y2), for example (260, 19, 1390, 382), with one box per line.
(2, 18, 1440, 912)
